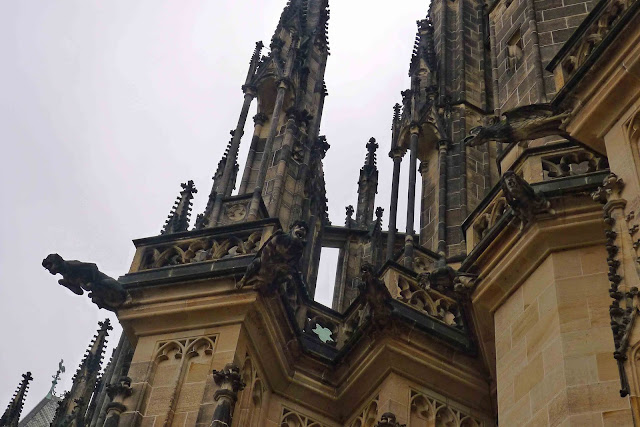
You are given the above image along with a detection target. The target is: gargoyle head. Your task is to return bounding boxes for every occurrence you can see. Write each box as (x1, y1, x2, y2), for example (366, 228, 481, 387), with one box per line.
(42, 254, 66, 275)
(503, 171, 520, 193)
(290, 220, 309, 244)
(378, 412, 400, 426)
(463, 126, 489, 147)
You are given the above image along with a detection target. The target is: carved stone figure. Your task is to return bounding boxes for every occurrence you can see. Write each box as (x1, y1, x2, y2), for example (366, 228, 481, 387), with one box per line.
(211, 363, 245, 427)
(237, 221, 308, 295)
(377, 412, 405, 427)
(358, 263, 393, 330)
(42, 254, 128, 311)
(501, 171, 551, 228)
(463, 104, 570, 147)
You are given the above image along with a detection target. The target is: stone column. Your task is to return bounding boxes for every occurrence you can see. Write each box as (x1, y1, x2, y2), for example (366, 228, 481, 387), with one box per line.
(248, 79, 289, 220)
(238, 113, 268, 194)
(210, 363, 245, 427)
(437, 139, 450, 255)
(386, 148, 404, 260)
(404, 125, 420, 268)
(211, 87, 256, 221)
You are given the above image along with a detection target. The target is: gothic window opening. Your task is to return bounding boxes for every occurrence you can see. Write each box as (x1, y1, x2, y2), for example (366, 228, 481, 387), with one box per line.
(315, 247, 339, 307)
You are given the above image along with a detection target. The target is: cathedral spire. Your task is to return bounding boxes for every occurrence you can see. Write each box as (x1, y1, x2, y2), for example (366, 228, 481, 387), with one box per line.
(161, 180, 197, 234)
(0, 372, 32, 427)
(355, 138, 379, 227)
(52, 320, 112, 427)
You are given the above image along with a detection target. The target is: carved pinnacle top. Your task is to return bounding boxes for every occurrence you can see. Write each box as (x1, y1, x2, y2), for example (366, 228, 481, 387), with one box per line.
(162, 180, 198, 234)
(364, 137, 378, 168)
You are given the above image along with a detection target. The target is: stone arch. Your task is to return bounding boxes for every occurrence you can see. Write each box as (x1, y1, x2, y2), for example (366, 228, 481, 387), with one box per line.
(281, 411, 305, 427)
(435, 406, 457, 427)
(410, 393, 435, 426)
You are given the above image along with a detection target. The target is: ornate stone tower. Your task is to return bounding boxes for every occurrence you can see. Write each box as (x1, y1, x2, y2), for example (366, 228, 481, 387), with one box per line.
(12, 0, 640, 425)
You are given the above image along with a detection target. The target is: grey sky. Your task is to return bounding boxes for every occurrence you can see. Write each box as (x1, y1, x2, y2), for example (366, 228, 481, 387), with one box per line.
(0, 0, 428, 411)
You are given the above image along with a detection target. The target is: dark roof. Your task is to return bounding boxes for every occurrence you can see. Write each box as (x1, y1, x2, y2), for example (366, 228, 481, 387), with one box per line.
(18, 396, 59, 427)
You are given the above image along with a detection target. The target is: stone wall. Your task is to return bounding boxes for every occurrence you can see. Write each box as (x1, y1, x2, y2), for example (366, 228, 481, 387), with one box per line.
(489, 0, 595, 111)
(495, 247, 633, 425)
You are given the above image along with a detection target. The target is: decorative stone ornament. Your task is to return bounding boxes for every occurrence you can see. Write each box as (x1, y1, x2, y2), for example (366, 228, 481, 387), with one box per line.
(463, 103, 569, 147)
(501, 171, 552, 228)
(237, 221, 308, 295)
(358, 264, 393, 330)
(103, 377, 132, 427)
(376, 412, 405, 427)
(210, 363, 245, 427)
(42, 254, 129, 311)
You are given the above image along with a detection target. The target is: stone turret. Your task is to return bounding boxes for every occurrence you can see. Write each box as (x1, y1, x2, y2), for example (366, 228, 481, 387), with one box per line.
(0, 372, 32, 427)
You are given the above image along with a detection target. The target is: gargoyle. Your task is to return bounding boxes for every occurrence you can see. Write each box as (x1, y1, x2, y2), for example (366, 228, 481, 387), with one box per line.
(377, 412, 406, 427)
(237, 221, 308, 295)
(501, 171, 552, 228)
(359, 263, 393, 330)
(463, 104, 570, 147)
(42, 254, 128, 311)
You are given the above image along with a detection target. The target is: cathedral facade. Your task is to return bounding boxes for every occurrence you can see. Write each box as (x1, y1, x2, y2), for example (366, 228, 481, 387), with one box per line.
(3, 0, 640, 426)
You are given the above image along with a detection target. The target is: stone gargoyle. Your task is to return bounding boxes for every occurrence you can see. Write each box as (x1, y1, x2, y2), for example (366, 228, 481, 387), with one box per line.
(463, 103, 570, 147)
(42, 254, 129, 311)
(501, 171, 552, 228)
(237, 220, 308, 295)
(377, 412, 406, 427)
(359, 263, 393, 330)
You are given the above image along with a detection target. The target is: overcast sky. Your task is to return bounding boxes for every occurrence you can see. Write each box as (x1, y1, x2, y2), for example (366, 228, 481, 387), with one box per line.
(0, 0, 428, 412)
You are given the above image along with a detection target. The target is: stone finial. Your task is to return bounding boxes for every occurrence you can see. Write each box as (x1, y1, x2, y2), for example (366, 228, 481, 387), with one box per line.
(375, 207, 384, 222)
(377, 412, 405, 427)
(0, 372, 33, 427)
(365, 137, 378, 167)
(162, 180, 198, 234)
(345, 205, 354, 226)
(210, 363, 246, 427)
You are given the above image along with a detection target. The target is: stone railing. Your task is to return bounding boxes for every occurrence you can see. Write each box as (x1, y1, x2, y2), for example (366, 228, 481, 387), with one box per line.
(128, 219, 279, 273)
(396, 274, 464, 329)
(465, 186, 510, 250)
(548, 0, 639, 91)
(499, 141, 608, 184)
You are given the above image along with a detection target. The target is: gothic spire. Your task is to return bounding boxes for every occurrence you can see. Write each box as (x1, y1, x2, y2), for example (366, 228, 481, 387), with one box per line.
(356, 138, 379, 227)
(0, 372, 32, 427)
(161, 180, 197, 234)
(409, 15, 436, 76)
(52, 320, 112, 427)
